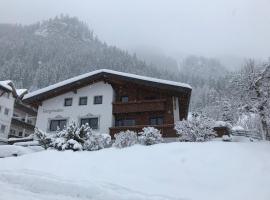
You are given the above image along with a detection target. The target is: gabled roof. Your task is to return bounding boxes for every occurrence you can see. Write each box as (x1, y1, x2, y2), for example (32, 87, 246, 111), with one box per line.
(0, 80, 13, 92)
(0, 80, 28, 98)
(23, 69, 192, 103)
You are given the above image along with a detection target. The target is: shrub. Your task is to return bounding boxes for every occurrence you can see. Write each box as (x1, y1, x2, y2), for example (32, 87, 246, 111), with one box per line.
(222, 135, 232, 142)
(83, 133, 111, 151)
(52, 122, 90, 151)
(34, 128, 53, 149)
(175, 113, 216, 142)
(138, 127, 163, 145)
(113, 130, 137, 148)
(35, 122, 111, 151)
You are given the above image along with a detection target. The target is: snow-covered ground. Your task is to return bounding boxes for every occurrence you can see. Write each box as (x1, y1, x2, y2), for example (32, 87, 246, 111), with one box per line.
(0, 145, 37, 158)
(0, 142, 270, 200)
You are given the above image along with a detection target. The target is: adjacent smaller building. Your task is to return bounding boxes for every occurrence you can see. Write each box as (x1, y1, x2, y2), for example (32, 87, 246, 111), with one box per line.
(0, 81, 37, 139)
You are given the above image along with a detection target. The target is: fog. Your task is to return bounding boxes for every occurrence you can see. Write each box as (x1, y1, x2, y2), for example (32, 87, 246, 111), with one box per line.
(1, 0, 270, 61)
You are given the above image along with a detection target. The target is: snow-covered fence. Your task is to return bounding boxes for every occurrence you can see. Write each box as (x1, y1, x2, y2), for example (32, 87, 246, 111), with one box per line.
(231, 130, 262, 140)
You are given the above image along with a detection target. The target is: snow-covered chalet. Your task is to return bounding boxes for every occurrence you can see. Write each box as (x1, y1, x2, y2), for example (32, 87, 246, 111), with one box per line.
(23, 69, 192, 137)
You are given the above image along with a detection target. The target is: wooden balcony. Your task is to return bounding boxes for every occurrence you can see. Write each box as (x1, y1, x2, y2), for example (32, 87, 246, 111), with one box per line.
(113, 99, 166, 114)
(109, 124, 176, 138)
(11, 118, 35, 131)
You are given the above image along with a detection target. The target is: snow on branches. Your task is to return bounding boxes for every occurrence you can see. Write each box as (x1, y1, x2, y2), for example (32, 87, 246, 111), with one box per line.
(138, 127, 163, 145)
(175, 113, 216, 142)
(35, 122, 111, 151)
(113, 130, 137, 148)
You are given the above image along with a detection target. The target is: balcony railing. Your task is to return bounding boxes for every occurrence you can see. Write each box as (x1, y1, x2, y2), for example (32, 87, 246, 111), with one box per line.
(109, 124, 176, 138)
(11, 118, 35, 131)
(113, 99, 166, 114)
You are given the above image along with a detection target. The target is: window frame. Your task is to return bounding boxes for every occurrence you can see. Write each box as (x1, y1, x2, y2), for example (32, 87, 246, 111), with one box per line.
(49, 119, 67, 132)
(93, 95, 103, 105)
(64, 98, 73, 107)
(79, 96, 88, 106)
(0, 124, 6, 133)
(149, 116, 164, 126)
(120, 96, 129, 103)
(4, 108, 9, 116)
(115, 118, 136, 127)
(80, 117, 99, 130)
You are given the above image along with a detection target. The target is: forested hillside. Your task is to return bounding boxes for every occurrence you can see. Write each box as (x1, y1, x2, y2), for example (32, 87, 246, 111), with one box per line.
(0, 16, 177, 90)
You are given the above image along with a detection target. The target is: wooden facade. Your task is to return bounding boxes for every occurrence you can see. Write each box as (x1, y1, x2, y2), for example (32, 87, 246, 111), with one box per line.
(108, 80, 191, 137)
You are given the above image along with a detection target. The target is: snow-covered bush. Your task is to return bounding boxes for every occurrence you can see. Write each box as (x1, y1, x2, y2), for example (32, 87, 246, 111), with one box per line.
(83, 133, 111, 151)
(222, 135, 232, 142)
(113, 130, 137, 148)
(34, 128, 53, 149)
(138, 127, 163, 145)
(175, 113, 216, 142)
(52, 122, 90, 151)
(36, 122, 111, 151)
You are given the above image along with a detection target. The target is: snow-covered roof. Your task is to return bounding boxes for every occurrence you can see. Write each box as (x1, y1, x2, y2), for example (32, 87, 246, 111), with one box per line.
(24, 69, 192, 100)
(16, 89, 28, 97)
(0, 80, 13, 91)
(0, 80, 28, 98)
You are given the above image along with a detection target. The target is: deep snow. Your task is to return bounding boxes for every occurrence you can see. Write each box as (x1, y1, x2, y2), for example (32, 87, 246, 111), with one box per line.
(0, 142, 270, 200)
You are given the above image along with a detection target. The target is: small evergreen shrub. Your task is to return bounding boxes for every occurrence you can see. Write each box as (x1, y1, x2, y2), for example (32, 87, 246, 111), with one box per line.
(34, 128, 53, 149)
(138, 127, 163, 145)
(113, 130, 137, 148)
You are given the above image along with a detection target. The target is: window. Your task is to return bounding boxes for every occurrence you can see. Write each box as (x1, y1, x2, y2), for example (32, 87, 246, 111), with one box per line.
(4, 108, 9, 116)
(81, 118, 99, 129)
(94, 96, 103, 104)
(49, 119, 67, 131)
(149, 117, 164, 126)
(115, 119, 136, 127)
(121, 96, 129, 103)
(79, 97, 88, 106)
(64, 98, 73, 106)
(145, 96, 157, 100)
(18, 132, 23, 137)
(0, 124, 6, 133)
(10, 129, 16, 136)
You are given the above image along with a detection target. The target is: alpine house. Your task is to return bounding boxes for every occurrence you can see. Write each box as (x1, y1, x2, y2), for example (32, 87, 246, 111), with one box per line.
(23, 69, 192, 137)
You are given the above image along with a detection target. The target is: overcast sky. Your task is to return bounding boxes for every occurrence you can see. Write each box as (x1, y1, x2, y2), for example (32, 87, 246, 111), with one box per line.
(0, 0, 269, 60)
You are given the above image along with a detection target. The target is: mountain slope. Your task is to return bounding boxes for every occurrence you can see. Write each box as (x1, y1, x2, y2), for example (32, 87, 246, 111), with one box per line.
(0, 16, 177, 90)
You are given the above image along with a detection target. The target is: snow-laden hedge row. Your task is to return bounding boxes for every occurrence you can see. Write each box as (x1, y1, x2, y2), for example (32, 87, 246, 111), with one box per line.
(35, 123, 163, 151)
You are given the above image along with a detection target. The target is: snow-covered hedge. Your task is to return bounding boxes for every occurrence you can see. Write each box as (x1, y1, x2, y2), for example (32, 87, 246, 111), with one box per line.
(35, 122, 111, 151)
(138, 127, 163, 145)
(113, 130, 137, 148)
(175, 113, 216, 142)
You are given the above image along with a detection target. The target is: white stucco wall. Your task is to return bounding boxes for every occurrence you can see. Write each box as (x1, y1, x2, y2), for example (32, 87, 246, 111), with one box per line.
(173, 96, 180, 123)
(35, 81, 114, 134)
(0, 91, 15, 139)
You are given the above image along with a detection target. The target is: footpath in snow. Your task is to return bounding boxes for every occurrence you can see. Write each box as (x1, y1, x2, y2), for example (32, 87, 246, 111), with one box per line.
(0, 142, 270, 200)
